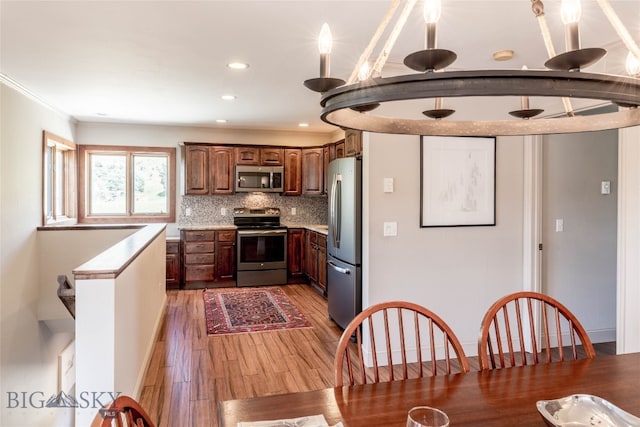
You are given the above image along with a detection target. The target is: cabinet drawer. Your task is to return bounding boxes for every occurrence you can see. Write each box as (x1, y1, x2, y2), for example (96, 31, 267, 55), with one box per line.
(184, 230, 216, 242)
(317, 234, 326, 247)
(166, 241, 180, 254)
(217, 230, 236, 242)
(185, 253, 215, 265)
(185, 265, 215, 281)
(185, 242, 215, 254)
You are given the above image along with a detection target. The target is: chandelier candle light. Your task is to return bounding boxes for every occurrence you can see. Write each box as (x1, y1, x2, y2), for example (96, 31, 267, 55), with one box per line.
(304, 23, 346, 93)
(303, 0, 640, 136)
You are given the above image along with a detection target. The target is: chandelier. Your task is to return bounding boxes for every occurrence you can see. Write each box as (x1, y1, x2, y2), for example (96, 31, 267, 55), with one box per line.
(303, 0, 640, 136)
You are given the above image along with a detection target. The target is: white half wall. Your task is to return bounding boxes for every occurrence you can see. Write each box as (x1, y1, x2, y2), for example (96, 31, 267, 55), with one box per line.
(75, 227, 166, 426)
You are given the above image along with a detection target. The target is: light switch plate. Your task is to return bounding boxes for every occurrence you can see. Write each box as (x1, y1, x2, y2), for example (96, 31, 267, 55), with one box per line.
(383, 221, 397, 236)
(383, 178, 394, 193)
(601, 180, 611, 195)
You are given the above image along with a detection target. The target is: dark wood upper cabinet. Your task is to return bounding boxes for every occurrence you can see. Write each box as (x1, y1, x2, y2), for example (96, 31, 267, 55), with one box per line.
(185, 140, 359, 197)
(323, 146, 330, 195)
(344, 129, 362, 157)
(329, 143, 337, 161)
(283, 148, 302, 196)
(302, 147, 324, 195)
(235, 146, 260, 165)
(211, 146, 234, 194)
(185, 145, 210, 195)
(261, 147, 284, 166)
(235, 146, 284, 166)
(335, 141, 345, 159)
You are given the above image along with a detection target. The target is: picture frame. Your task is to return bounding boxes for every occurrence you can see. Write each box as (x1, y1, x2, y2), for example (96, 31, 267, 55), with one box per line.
(420, 136, 496, 227)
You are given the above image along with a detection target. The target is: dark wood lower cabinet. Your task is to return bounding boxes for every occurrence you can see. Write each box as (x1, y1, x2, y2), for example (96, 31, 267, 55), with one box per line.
(215, 230, 236, 282)
(317, 234, 327, 293)
(166, 240, 181, 289)
(181, 229, 236, 289)
(303, 229, 327, 295)
(287, 228, 306, 282)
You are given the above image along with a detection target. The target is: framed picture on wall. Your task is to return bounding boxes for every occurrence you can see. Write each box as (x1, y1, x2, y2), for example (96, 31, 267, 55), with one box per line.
(420, 135, 496, 227)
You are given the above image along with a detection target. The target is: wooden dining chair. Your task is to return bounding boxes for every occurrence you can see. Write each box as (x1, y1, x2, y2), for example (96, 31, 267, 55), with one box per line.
(478, 291, 595, 371)
(91, 395, 155, 427)
(334, 301, 470, 387)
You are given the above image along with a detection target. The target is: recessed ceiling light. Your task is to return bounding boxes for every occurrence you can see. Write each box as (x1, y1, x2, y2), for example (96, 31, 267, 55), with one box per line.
(216, 119, 228, 124)
(221, 94, 236, 101)
(227, 62, 249, 70)
(298, 123, 309, 128)
(96, 112, 108, 116)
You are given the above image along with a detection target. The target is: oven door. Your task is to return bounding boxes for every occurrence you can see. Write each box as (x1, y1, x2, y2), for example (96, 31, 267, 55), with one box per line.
(236, 229, 287, 270)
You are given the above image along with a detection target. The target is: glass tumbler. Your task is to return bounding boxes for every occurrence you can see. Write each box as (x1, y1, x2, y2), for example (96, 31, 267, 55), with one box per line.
(406, 406, 450, 427)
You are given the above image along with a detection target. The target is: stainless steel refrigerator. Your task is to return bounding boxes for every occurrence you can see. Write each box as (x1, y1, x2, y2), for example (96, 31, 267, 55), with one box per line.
(327, 157, 362, 330)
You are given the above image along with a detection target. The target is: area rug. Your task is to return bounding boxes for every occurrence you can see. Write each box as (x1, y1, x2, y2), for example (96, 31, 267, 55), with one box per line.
(203, 287, 312, 335)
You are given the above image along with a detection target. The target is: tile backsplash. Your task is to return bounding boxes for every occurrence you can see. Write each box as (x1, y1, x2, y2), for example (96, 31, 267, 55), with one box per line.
(179, 194, 328, 227)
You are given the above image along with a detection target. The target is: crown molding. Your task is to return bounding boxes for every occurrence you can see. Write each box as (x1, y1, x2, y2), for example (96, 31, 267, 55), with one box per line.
(1, 73, 76, 124)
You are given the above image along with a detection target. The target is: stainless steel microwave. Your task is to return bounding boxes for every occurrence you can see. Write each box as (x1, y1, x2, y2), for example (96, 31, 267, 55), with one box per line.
(235, 165, 284, 192)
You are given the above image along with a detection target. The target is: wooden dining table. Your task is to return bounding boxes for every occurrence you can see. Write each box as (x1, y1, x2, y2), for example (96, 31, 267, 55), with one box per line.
(218, 352, 640, 426)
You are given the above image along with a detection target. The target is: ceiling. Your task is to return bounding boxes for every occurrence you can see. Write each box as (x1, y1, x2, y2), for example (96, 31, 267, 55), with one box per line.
(1, 0, 639, 134)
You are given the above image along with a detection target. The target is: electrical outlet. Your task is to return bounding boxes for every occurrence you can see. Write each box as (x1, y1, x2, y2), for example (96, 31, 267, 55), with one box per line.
(291, 207, 296, 215)
(221, 207, 227, 215)
(185, 207, 192, 217)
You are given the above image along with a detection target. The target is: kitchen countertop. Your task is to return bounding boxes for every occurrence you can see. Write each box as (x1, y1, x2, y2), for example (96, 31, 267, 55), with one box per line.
(177, 225, 237, 231)
(174, 224, 328, 235)
(303, 224, 328, 235)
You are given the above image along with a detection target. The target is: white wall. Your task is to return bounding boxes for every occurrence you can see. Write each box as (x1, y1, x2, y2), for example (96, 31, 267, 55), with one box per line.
(617, 125, 640, 353)
(37, 228, 137, 322)
(1, 83, 77, 427)
(365, 133, 526, 356)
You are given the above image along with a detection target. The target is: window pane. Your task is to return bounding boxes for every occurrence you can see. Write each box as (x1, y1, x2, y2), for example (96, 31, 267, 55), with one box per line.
(132, 154, 168, 214)
(45, 146, 53, 219)
(55, 150, 64, 216)
(90, 154, 126, 214)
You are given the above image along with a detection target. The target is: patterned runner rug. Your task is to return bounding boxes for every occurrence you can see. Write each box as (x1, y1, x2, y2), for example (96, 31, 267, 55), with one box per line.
(203, 287, 312, 335)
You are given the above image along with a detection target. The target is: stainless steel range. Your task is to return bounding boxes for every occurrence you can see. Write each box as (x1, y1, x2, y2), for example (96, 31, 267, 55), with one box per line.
(234, 207, 288, 287)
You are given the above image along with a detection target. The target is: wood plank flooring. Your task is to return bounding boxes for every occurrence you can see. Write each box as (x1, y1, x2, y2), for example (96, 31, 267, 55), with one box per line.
(139, 285, 343, 427)
(139, 284, 616, 427)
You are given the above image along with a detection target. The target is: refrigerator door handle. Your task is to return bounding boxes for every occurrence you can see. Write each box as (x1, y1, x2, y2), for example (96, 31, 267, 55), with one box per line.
(328, 261, 350, 275)
(330, 174, 342, 248)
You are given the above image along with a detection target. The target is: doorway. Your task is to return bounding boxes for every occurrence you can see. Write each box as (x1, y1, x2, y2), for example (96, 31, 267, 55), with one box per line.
(540, 127, 618, 344)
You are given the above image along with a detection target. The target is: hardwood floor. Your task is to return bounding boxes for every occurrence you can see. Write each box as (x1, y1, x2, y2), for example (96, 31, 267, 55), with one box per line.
(139, 285, 343, 427)
(139, 284, 616, 427)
